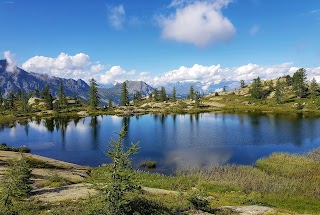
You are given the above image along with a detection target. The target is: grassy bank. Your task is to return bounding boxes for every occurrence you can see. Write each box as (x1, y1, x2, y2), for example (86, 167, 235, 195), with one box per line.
(88, 149, 320, 214)
(0, 149, 319, 214)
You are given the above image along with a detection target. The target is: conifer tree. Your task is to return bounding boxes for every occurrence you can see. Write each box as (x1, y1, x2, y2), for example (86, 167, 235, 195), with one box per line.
(310, 77, 318, 100)
(292, 68, 307, 98)
(160, 87, 167, 102)
(275, 79, 284, 104)
(172, 87, 177, 102)
(194, 92, 200, 108)
(249, 77, 263, 99)
(104, 126, 140, 214)
(240, 80, 246, 88)
(121, 82, 129, 106)
(58, 80, 67, 109)
(133, 91, 142, 104)
(1, 155, 32, 208)
(89, 78, 100, 108)
(189, 85, 195, 100)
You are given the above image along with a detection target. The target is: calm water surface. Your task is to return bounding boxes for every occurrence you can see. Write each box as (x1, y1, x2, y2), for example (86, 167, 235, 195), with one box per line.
(1, 113, 320, 174)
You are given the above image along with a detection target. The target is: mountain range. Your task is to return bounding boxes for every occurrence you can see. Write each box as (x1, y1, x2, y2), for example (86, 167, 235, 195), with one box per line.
(0, 59, 240, 104)
(0, 59, 153, 104)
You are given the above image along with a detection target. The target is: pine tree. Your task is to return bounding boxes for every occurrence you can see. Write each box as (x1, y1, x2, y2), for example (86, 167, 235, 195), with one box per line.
(42, 84, 53, 109)
(160, 87, 167, 102)
(189, 85, 195, 100)
(104, 126, 140, 214)
(89, 78, 100, 108)
(34, 88, 40, 98)
(58, 80, 67, 109)
(16, 89, 22, 101)
(292, 68, 307, 98)
(8, 90, 15, 108)
(194, 92, 200, 108)
(310, 77, 318, 100)
(223, 86, 227, 92)
(133, 92, 142, 105)
(153, 88, 159, 101)
(121, 82, 129, 106)
(172, 87, 177, 102)
(240, 80, 246, 88)
(249, 77, 263, 99)
(275, 79, 284, 104)
(1, 155, 32, 208)
(108, 98, 113, 108)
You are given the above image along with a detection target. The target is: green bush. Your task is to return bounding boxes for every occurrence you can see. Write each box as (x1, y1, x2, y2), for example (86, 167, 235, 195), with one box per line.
(44, 174, 70, 187)
(140, 160, 156, 169)
(0, 155, 32, 209)
(0, 143, 31, 153)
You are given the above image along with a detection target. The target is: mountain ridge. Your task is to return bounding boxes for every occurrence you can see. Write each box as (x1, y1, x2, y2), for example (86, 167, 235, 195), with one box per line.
(0, 59, 154, 104)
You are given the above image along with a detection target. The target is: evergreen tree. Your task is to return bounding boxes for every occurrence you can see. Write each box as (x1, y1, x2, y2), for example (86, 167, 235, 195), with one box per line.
(133, 91, 142, 104)
(21, 92, 29, 113)
(108, 98, 113, 108)
(240, 80, 246, 88)
(58, 80, 67, 109)
(42, 84, 53, 109)
(8, 90, 15, 108)
(292, 68, 307, 98)
(189, 85, 195, 100)
(153, 88, 159, 101)
(160, 87, 167, 102)
(41, 84, 50, 99)
(249, 77, 263, 99)
(223, 85, 227, 92)
(16, 89, 22, 101)
(148, 93, 153, 100)
(275, 79, 284, 104)
(73, 93, 78, 101)
(89, 78, 100, 108)
(172, 87, 177, 102)
(104, 126, 140, 214)
(194, 92, 200, 108)
(34, 88, 40, 98)
(1, 155, 32, 208)
(285, 75, 292, 86)
(121, 82, 129, 106)
(310, 77, 318, 100)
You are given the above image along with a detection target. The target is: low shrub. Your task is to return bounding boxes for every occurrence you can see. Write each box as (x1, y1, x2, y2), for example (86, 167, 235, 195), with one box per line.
(0, 143, 30, 153)
(140, 160, 156, 169)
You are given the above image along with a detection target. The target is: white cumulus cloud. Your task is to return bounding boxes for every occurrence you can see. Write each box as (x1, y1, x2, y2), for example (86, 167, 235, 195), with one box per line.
(159, 0, 236, 47)
(91, 64, 105, 73)
(22, 52, 94, 80)
(107, 5, 125, 30)
(99, 66, 136, 85)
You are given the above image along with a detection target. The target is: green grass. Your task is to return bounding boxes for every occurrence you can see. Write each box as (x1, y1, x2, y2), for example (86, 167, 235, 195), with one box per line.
(88, 148, 320, 214)
(0, 143, 30, 153)
(44, 174, 71, 188)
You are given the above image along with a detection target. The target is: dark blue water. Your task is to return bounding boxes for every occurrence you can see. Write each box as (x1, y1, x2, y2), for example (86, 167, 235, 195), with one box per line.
(1, 113, 320, 174)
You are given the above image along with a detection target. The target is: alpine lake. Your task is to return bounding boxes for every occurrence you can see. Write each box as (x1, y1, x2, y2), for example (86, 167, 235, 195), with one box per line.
(1, 113, 320, 174)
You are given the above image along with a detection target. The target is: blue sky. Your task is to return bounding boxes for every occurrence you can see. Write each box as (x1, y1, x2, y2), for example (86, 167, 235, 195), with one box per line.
(1, 0, 320, 87)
